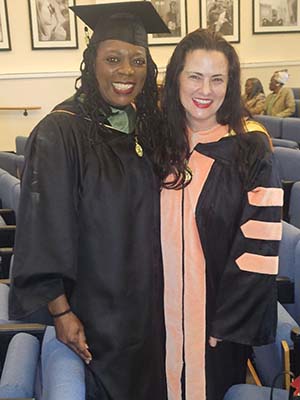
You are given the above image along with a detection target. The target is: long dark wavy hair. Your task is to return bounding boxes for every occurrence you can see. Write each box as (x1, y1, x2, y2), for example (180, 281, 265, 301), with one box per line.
(74, 41, 162, 152)
(156, 28, 246, 188)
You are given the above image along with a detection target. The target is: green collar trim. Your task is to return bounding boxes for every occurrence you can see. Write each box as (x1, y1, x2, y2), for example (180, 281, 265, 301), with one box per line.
(107, 105, 136, 134)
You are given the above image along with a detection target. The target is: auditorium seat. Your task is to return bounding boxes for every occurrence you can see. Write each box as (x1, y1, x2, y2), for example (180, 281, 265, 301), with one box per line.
(254, 115, 283, 138)
(15, 136, 28, 156)
(294, 99, 300, 118)
(288, 182, 300, 229)
(281, 118, 300, 143)
(252, 302, 299, 389)
(273, 147, 300, 182)
(39, 326, 85, 400)
(272, 138, 299, 149)
(223, 384, 289, 399)
(0, 152, 24, 178)
(291, 87, 300, 100)
(0, 332, 40, 399)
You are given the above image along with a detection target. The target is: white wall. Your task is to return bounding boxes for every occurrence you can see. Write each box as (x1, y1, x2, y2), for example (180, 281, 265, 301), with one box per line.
(1, 0, 300, 150)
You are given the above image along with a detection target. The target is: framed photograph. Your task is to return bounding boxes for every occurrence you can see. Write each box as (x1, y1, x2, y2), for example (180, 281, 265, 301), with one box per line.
(28, 0, 78, 49)
(148, 0, 188, 45)
(200, 0, 240, 43)
(253, 0, 300, 34)
(0, 0, 11, 51)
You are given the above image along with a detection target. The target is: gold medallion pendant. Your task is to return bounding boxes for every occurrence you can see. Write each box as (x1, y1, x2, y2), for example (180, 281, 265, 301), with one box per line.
(184, 165, 193, 183)
(135, 137, 143, 157)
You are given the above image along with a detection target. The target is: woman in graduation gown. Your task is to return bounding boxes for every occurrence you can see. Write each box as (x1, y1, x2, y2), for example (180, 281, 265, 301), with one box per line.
(156, 29, 283, 400)
(9, 3, 169, 399)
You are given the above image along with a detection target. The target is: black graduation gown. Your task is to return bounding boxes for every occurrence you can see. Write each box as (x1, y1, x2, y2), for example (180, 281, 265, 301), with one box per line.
(9, 99, 167, 400)
(195, 132, 282, 399)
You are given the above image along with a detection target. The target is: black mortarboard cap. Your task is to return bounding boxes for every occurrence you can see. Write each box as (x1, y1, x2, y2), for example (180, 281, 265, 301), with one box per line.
(70, 2, 170, 48)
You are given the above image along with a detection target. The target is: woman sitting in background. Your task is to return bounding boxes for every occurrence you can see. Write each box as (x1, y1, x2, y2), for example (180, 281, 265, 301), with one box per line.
(242, 77, 265, 115)
(265, 69, 295, 117)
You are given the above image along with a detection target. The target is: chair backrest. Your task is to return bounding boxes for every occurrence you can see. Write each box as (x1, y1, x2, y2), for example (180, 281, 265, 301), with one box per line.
(289, 182, 300, 229)
(0, 152, 24, 178)
(291, 87, 300, 100)
(278, 221, 300, 279)
(15, 136, 28, 156)
(281, 117, 300, 143)
(0, 332, 40, 398)
(273, 147, 300, 182)
(254, 115, 283, 138)
(40, 326, 85, 400)
(0, 169, 20, 213)
(278, 221, 300, 324)
(271, 138, 299, 149)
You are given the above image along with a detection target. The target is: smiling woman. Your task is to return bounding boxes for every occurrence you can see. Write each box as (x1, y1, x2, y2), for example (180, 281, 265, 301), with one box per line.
(95, 40, 147, 108)
(9, 2, 169, 400)
(179, 49, 228, 131)
(155, 28, 283, 400)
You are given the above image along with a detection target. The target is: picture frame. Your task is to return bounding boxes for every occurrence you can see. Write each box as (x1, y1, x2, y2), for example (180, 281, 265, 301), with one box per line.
(147, 0, 188, 45)
(253, 0, 300, 34)
(200, 0, 240, 43)
(28, 0, 78, 50)
(0, 0, 11, 51)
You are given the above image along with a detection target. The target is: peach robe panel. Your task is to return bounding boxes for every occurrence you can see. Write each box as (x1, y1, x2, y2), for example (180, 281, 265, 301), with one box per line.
(161, 125, 228, 400)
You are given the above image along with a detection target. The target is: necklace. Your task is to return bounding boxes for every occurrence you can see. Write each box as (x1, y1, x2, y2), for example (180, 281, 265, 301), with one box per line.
(135, 136, 143, 157)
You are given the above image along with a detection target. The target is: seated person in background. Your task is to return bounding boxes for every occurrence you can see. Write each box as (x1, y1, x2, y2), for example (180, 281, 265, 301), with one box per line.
(242, 77, 266, 115)
(265, 69, 296, 117)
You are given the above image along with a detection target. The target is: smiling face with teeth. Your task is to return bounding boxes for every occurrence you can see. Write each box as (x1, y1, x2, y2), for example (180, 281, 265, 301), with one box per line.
(95, 39, 147, 108)
(179, 49, 228, 132)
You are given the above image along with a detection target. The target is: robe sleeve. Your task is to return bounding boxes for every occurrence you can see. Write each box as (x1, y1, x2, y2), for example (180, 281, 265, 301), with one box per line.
(210, 133, 284, 346)
(9, 114, 81, 321)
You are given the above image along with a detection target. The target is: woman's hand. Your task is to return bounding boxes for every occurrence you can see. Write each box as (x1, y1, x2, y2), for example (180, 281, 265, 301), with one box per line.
(209, 336, 223, 348)
(54, 311, 93, 364)
(48, 294, 92, 364)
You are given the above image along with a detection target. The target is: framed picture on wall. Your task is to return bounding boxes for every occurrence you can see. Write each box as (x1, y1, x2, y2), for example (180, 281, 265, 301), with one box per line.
(200, 0, 240, 43)
(28, 0, 78, 49)
(147, 0, 187, 45)
(253, 0, 300, 34)
(0, 0, 11, 51)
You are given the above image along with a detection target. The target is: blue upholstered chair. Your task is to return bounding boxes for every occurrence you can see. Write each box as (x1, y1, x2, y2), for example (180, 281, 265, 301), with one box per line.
(223, 384, 289, 400)
(291, 88, 300, 100)
(254, 115, 283, 138)
(249, 222, 300, 393)
(15, 136, 28, 156)
(0, 332, 40, 399)
(252, 302, 299, 389)
(0, 168, 20, 212)
(0, 152, 24, 178)
(277, 222, 300, 324)
(273, 147, 300, 182)
(294, 100, 300, 118)
(281, 118, 300, 143)
(39, 326, 85, 400)
(289, 182, 300, 229)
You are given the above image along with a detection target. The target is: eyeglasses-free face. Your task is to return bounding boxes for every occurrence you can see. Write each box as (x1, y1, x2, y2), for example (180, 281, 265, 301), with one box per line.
(95, 39, 147, 108)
